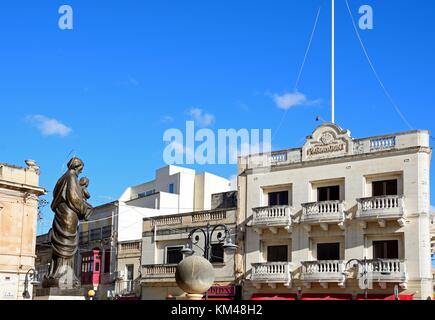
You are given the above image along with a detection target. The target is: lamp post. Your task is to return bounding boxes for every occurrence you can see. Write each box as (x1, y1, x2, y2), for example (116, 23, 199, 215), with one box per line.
(180, 223, 237, 300)
(22, 268, 40, 299)
(346, 257, 387, 300)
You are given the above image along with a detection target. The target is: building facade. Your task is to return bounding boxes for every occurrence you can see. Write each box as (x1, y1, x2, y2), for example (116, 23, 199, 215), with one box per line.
(0, 160, 45, 300)
(74, 165, 231, 299)
(237, 123, 433, 300)
(130, 191, 238, 300)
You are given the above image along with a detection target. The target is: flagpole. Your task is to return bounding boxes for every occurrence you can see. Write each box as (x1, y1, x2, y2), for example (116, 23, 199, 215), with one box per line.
(331, 0, 335, 124)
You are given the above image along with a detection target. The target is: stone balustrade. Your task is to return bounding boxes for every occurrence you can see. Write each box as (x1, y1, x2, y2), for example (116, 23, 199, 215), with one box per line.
(142, 264, 177, 279)
(370, 136, 396, 150)
(192, 210, 227, 223)
(301, 201, 346, 230)
(152, 216, 183, 226)
(252, 206, 293, 233)
(357, 259, 407, 289)
(301, 260, 347, 288)
(356, 196, 405, 227)
(251, 262, 292, 288)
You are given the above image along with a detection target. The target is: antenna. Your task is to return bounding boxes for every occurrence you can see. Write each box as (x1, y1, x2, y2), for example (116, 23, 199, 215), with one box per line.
(331, 0, 335, 124)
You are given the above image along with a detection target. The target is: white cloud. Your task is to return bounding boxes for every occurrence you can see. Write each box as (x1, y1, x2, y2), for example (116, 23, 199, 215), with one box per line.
(26, 115, 72, 137)
(272, 91, 320, 110)
(188, 108, 215, 127)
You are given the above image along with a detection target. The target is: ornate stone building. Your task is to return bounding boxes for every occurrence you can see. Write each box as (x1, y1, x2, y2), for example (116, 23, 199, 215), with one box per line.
(237, 123, 433, 300)
(0, 160, 46, 300)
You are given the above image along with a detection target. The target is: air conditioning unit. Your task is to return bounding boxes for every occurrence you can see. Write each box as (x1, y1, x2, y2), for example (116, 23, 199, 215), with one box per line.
(115, 271, 125, 280)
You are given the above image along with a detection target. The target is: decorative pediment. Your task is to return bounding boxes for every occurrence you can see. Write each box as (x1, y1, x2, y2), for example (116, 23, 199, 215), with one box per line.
(302, 123, 353, 161)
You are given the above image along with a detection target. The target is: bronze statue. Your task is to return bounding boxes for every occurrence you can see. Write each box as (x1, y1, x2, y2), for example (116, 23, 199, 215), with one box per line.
(43, 157, 93, 289)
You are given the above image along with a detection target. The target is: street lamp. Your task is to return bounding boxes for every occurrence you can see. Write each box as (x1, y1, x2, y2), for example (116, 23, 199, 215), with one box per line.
(181, 223, 237, 260)
(346, 257, 388, 300)
(180, 223, 237, 300)
(22, 268, 40, 299)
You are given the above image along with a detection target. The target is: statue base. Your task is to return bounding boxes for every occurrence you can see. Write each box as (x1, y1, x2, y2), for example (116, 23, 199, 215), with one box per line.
(42, 263, 81, 290)
(34, 287, 87, 300)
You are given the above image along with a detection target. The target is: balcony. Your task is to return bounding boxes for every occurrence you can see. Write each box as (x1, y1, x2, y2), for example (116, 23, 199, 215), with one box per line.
(251, 262, 292, 289)
(357, 259, 407, 289)
(301, 260, 347, 288)
(252, 206, 293, 234)
(356, 196, 406, 228)
(115, 280, 140, 297)
(301, 201, 346, 231)
(141, 264, 177, 283)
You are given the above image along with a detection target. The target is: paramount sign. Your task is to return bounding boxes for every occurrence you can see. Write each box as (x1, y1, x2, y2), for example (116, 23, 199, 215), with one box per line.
(307, 142, 346, 156)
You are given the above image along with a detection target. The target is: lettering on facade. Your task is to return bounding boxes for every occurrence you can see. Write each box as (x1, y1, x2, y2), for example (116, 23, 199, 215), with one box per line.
(306, 132, 347, 157)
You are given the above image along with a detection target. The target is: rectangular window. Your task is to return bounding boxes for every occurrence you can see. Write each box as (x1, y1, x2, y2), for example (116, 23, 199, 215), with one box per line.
(373, 240, 399, 259)
(102, 226, 112, 239)
(317, 186, 340, 201)
(267, 245, 288, 262)
(166, 246, 184, 264)
(268, 191, 289, 206)
(104, 250, 111, 273)
(168, 184, 175, 194)
(126, 265, 134, 281)
(317, 243, 340, 260)
(210, 244, 224, 263)
(90, 228, 102, 241)
(372, 180, 398, 197)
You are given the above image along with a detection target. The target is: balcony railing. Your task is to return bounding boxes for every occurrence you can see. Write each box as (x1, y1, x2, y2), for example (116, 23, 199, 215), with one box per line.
(251, 262, 292, 288)
(301, 260, 347, 288)
(301, 201, 346, 230)
(192, 210, 227, 223)
(252, 206, 293, 233)
(357, 259, 407, 289)
(115, 280, 139, 297)
(142, 264, 177, 280)
(370, 136, 396, 150)
(356, 196, 405, 227)
(152, 216, 183, 227)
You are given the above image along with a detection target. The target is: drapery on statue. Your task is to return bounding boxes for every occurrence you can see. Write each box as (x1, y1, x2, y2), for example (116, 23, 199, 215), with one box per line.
(43, 157, 94, 289)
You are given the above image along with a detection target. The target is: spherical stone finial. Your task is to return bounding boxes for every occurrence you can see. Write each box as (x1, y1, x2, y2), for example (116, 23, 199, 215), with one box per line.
(175, 255, 215, 295)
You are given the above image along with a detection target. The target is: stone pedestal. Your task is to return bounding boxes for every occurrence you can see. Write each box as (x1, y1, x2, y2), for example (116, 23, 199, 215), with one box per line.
(34, 287, 87, 300)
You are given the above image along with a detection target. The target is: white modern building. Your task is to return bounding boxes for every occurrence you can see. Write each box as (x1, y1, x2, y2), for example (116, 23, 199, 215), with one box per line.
(237, 123, 433, 300)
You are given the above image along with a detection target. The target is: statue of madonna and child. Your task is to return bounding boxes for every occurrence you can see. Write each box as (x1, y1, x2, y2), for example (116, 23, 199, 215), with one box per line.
(43, 157, 94, 289)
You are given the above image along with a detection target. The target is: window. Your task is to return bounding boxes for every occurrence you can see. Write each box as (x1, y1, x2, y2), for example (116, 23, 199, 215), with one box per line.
(90, 228, 102, 241)
(317, 243, 340, 260)
(166, 246, 184, 264)
(372, 180, 398, 197)
(267, 245, 288, 262)
(126, 265, 134, 281)
(373, 240, 399, 259)
(168, 184, 175, 194)
(102, 226, 112, 239)
(317, 186, 340, 201)
(268, 191, 289, 206)
(210, 244, 224, 263)
(104, 250, 111, 273)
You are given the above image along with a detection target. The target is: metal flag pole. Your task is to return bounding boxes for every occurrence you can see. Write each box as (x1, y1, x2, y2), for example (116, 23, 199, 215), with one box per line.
(331, 0, 335, 124)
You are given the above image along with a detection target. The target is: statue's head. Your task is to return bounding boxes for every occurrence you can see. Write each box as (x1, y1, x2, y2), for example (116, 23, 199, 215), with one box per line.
(67, 157, 84, 175)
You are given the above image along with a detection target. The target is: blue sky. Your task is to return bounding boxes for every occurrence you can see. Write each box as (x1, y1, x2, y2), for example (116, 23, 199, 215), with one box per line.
(0, 0, 434, 235)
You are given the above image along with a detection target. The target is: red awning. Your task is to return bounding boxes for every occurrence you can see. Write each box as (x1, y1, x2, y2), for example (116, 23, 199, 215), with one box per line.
(301, 294, 353, 300)
(356, 294, 414, 300)
(251, 294, 297, 300)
